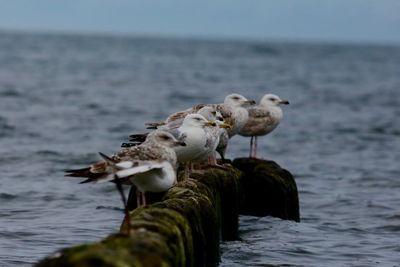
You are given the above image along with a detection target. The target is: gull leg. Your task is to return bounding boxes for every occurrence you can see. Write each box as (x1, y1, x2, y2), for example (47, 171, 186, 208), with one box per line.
(210, 152, 218, 165)
(252, 136, 257, 158)
(253, 136, 257, 158)
(114, 175, 132, 235)
(136, 190, 141, 207)
(254, 136, 258, 158)
(141, 192, 147, 206)
(249, 136, 254, 158)
(253, 136, 256, 157)
(207, 151, 228, 169)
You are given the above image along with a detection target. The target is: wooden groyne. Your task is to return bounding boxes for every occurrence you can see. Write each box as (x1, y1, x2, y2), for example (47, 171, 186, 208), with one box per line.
(36, 158, 299, 267)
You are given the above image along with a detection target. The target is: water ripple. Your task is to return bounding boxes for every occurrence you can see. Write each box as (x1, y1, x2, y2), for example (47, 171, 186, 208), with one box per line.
(1, 32, 400, 267)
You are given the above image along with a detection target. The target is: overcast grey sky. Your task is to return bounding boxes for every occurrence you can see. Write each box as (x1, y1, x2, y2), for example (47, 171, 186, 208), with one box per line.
(0, 0, 399, 44)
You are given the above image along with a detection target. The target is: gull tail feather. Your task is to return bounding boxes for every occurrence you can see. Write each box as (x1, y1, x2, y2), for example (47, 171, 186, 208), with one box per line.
(145, 121, 165, 129)
(98, 152, 116, 165)
(128, 133, 148, 143)
(65, 167, 92, 177)
(65, 167, 107, 181)
(65, 152, 116, 183)
(81, 174, 117, 184)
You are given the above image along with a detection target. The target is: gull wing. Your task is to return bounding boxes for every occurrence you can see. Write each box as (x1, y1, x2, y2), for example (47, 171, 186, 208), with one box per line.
(114, 160, 166, 180)
(165, 111, 190, 124)
(248, 107, 271, 119)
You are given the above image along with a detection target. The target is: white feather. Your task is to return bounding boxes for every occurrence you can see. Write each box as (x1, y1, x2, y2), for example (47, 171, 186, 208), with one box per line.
(116, 161, 134, 169)
(115, 163, 164, 179)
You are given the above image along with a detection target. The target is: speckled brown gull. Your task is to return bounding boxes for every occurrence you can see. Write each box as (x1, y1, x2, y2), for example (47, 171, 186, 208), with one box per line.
(239, 94, 289, 158)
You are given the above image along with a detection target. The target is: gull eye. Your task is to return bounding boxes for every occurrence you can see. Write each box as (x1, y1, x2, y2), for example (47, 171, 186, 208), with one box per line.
(232, 96, 240, 100)
(160, 134, 171, 140)
(269, 97, 276, 101)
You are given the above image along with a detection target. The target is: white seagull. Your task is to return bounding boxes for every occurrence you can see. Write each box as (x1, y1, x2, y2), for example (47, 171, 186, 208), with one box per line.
(129, 106, 229, 166)
(138, 93, 253, 161)
(186, 106, 230, 166)
(172, 114, 216, 161)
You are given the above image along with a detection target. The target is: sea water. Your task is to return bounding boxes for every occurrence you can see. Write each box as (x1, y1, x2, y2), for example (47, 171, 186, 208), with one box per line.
(1, 32, 399, 266)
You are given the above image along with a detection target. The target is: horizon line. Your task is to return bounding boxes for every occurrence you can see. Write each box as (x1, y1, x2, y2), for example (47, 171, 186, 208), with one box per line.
(1, 27, 399, 48)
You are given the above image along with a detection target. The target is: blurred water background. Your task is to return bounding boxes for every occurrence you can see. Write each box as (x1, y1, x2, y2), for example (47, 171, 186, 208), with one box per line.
(0, 31, 399, 266)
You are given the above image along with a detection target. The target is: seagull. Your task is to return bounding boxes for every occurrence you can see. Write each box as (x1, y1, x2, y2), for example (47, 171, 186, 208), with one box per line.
(128, 106, 220, 143)
(145, 103, 207, 129)
(212, 93, 256, 159)
(174, 113, 226, 179)
(128, 113, 218, 179)
(171, 114, 216, 160)
(65, 130, 186, 232)
(65, 130, 184, 198)
(129, 107, 229, 173)
(186, 106, 230, 166)
(138, 93, 254, 161)
(209, 116, 231, 166)
(239, 93, 289, 158)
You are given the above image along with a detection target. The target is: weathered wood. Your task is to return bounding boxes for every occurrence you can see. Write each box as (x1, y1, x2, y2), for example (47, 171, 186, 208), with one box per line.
(233, 158, 300, 222)
(36, 159, 299, 267)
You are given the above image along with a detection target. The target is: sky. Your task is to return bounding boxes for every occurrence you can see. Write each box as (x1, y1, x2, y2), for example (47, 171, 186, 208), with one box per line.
(0, 0, 399, 44)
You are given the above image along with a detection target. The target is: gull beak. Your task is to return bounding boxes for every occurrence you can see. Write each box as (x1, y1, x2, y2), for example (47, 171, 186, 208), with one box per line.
(243, 99, 256, 106)
(218, 122, 231, 129)
(217, 116, 224, 122)
(204, 121, 217, 127)
(279, 100, 289, 105)
(175, 141, 186, 147)
(175, 137, 186, 146)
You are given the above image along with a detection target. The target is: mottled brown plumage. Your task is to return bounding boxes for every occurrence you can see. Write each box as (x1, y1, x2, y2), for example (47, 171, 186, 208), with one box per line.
(65, 131, 183, 184)
(145, 104, 206, 129)
(239, 94, 289, 158)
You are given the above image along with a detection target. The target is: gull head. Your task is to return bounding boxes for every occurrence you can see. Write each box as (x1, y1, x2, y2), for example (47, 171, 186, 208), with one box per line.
(197, 106, 225, 125)
(260, 94, 289, 107)
(182, 114, 216, 128)
(147, 130, 186, 147)
(197, 106, 218, 121)
(224, 93, 256, 107)
(212, 111, 230, 129)
(216, 119, 231, 129)
(216, 111, 224, 123)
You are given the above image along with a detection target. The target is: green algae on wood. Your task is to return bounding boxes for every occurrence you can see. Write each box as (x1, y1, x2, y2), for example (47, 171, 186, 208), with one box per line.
(193, 166, 242, 241)
(36, 159, 300, 267)
(36, 212, 190, 267)
(232, 158, 300, 222)
(36, 166, 240, 267)
(156, 179, 219, 267)
(36, 232, 174, 267)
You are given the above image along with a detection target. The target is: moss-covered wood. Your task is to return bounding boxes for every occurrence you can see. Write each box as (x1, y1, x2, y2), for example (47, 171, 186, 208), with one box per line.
(233, 158, 300, 222)
(36, 159, 299, 267)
